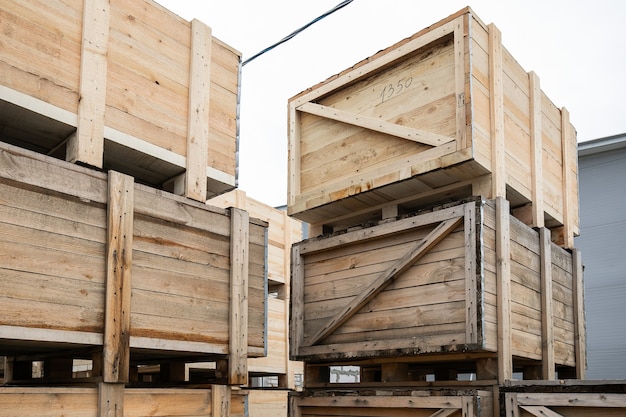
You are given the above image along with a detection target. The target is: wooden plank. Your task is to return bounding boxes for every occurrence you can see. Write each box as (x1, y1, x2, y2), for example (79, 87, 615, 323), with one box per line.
(572, 249, 585, 379)
(454, 15, 467, 150)
(516, 393, 626, 408)
(305, 216, 463, 347)
(229, 207, 249, 385)
(297, 102, 454, 147)
(290, 244, 305, 358)
(98, 383, 124, 417)
(529, 71, 544, 228)
(496, 197, 512, 382)
(465, 201, 478, 343)
(561, 108, 574, 248)
(103, 171, 133, 383)
(288, 102, 301, 208)
(67, 0, 110, 168)
(184, 19, 212, 202)
(519, 405, 564, 417)
(211, 385, 231, 417)
(540, 227, 555, 379)
(489, 24, 505, 198)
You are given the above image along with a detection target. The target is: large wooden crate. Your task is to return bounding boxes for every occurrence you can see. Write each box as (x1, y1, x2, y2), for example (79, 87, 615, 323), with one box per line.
(0, 0, 240, 201)
(0, 142, 266, 385)
(290, 388, 494, 417)
(287, 7, 578, 247)
(209, 189, 305, 389)
(290, 197, 585, 382)
(0, 385, 245, 417)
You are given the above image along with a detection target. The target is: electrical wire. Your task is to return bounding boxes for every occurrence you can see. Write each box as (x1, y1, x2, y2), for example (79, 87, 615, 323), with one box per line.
(241, 0, 354, 66)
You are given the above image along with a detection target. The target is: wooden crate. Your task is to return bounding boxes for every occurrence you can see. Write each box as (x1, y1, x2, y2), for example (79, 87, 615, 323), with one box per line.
(0, 385, 245, 417)
(502, 381, 626, 417)
(0, 142, 266, 385)
(0, 0, 240, 201)
(248, 389, 289, 417)
(209, 189, 305, 389)
(290, 388, 494, 417)
(287, 7, 578, 248)
(290, 197, 585, 383)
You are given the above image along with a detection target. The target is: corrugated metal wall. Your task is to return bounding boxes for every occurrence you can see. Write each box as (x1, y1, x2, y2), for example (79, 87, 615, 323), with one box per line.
(577, 134, 626, 379)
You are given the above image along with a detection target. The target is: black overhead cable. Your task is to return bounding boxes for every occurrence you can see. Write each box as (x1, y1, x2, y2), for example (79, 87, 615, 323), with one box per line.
(241, 0, 354, 66)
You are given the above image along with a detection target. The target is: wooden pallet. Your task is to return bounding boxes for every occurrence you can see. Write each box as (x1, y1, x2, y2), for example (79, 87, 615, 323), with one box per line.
(287, 7, 578, 248)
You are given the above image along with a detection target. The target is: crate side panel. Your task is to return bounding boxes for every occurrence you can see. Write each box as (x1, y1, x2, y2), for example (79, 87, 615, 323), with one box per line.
(551, 244, 576, 366)
(0, 0, 82, 113)
(541, 92, 564, 224)
(0, 180, 106, 334)
(298, 37, 458, 197)
(106, 0, 190, 157)
(469, 17, 492, 170)
(0, 387, 98, 417)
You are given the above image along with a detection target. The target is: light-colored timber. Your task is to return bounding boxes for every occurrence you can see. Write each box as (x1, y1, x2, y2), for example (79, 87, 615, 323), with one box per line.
(0, 142, 267, 384)
(290, 198, 584, 382)
(0, 385, 246, 417)
(0, 0, 240, 201)
(287, 7, 578, 248)
(209, 189, 305, 390)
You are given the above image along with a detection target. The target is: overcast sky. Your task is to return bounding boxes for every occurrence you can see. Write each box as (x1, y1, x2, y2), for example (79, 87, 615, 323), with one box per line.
(156, 0, 626, 207)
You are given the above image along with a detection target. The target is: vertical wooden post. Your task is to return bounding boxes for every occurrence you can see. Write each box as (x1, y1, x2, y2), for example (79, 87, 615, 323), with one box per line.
(104, 171, 134, 383)
(290, 245, 304, 359)
(211, 385, 231, 417)
(453, 16, 467, 150)
(539, 228, 555, 379)
(489, 24, 506, 199)
(184, 19, 212, 202)
(561, 108, 574, 248)
(98, 382, 124, 417)
(229, 207, 249, 385)
(283, 210, 296, 389)
(495, 197, 512, 382)
(67, 0, 110, 168)
(529, 72, 544, 228)
(287, 102, 301, 209)
(465, 202, 478, 344)
(573, 249, 586, 379)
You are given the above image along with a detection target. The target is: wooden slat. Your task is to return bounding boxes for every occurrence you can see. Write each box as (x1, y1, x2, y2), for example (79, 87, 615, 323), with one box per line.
(519, 405, 564, 417)
(429, 408, 459, 417)
(496, 197, 512, 382)
(464, 202, 478, 343)
(305, 216, 463, 347)
(211, 385, 231, 417)
(288, 102, 302, 208)
(572, 249, 586, 379)
(516, 393, 626, 408)
(488, 24, 505, 198)
(561, 108, 574, 248)
(103, 171, 133, 383)
(529, 71, 544, 228)
(540, 227, 555, 379)
(290, 244, 305, 358)
(98, 383, 124, 417)
(453, 15, 467, 150)
(67, 0, 110, 168)
(229, 207, 249, 385)
(297, 102, 454, 147)
(184, 19, 212, 202)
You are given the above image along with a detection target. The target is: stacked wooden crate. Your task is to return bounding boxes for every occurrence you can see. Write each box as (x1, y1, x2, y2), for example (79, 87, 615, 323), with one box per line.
(0, 1, 259, 415)
(0, 0, 240, 202)
(288, 7, 586, 416)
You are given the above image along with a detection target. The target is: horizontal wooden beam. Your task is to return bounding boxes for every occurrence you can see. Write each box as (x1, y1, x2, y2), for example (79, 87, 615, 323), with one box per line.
(297, 102, 454, 147)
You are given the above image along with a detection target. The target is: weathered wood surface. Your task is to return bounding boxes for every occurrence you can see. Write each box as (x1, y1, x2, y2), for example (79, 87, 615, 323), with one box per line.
(290, 388, 493, 417)
(209, 189, 305, 387)
(291, 198, 583, 379)
(0, 0, 240, 199)
(0, 385, 246, 417)
(0, 142, 266, 359)
(287, 7, 578, 248)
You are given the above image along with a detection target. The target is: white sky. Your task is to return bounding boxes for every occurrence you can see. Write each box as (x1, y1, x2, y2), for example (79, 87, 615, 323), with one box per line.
(155, 0, 626, 207)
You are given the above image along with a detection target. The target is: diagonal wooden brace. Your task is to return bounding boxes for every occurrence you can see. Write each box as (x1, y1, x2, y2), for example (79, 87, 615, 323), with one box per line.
(305, 215, 463, 347)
